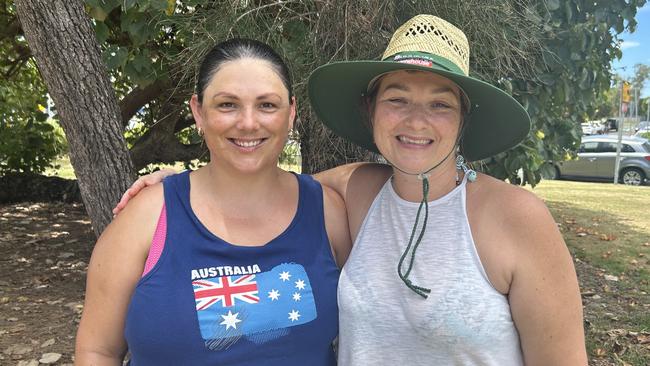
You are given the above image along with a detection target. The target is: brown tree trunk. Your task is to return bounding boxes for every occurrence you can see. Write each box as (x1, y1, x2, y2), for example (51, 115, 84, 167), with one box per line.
(15, 0, 137, 236)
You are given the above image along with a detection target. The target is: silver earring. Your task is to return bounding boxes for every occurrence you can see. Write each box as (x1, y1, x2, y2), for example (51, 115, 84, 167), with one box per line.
(197, 127, 204, 137)
(456, 155, 477, 182)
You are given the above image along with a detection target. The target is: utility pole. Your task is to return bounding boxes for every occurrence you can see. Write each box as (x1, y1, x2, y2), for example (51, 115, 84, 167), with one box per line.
(634, 87, 638, 124)
(613, 81, 629, 184)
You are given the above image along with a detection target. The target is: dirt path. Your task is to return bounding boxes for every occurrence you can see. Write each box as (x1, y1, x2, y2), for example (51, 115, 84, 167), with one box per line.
(0, 202, 647, 365)
(1, 203, 92, 365)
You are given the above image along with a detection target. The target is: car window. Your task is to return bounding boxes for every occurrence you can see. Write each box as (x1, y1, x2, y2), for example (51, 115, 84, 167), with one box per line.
(643, 142, 650, 152)
(579, 141, 599, 153)
(621, 144, 635, 153)
(597, 142, 617, 153)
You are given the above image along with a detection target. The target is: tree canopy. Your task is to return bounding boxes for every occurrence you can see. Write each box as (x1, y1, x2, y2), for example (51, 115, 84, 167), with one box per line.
(2, 0, 647, 184)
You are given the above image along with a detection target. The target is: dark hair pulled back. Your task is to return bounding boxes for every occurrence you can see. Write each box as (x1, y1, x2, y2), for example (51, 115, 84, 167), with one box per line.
(195, 38, 293, 103)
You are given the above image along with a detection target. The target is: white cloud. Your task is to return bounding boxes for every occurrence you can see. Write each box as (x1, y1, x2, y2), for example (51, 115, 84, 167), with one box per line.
(621, 40, 641, 50)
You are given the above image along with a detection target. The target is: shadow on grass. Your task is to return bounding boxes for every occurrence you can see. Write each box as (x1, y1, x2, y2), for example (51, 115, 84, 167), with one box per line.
(544, 201, 649, 365)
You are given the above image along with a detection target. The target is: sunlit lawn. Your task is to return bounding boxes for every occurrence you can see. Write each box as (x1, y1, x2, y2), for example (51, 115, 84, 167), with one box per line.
(45, 155, 302, 179)
(529, 180, 649, 277)
(528, 180, 650, 364)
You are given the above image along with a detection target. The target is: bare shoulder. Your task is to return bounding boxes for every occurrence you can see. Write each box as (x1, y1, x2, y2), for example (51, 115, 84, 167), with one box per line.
(346, 163, 391, 241)
(321, 184, 352, 268)
(321, 183, 345, 210)
(470, 174, 552, 230)
(98, 182, 165, 256)
(346, 163, 391, 206)
(471, 176, 587, 363)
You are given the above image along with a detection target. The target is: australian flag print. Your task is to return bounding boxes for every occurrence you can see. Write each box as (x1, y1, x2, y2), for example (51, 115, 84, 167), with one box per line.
(192, 263, 317, 350)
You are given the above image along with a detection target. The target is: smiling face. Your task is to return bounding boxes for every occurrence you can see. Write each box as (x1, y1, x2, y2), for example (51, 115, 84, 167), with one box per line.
(190, 58, 295, 174)
(370, 70, 463, 174)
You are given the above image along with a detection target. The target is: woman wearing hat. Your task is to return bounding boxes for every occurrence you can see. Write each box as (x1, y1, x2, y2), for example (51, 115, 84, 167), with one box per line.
(115, 15, 587, 365)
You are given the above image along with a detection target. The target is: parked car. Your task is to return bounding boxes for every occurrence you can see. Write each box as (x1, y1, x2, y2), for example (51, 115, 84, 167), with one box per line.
(635, 121, 650, 137)
(581, 121, 606, 135)
(605, 118, 619, 132)
(547, 135, 650, 185)
(581, 123, 597, 135)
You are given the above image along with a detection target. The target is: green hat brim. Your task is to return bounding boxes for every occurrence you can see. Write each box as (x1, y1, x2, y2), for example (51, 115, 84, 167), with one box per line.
(308, 60, 531, 162)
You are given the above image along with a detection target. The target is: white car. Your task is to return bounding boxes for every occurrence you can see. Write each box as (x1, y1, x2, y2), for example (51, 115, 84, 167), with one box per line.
(634, 121, 650, 138)
(581, 123, 598, 135)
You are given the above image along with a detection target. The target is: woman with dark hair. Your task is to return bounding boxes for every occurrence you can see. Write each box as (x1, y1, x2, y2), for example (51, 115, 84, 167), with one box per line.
(75, 38, 351, 365)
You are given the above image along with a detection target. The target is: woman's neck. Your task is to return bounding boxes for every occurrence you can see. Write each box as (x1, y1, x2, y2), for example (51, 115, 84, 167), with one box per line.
(390, 160, 459, 202)
(193, 161, 292, 212)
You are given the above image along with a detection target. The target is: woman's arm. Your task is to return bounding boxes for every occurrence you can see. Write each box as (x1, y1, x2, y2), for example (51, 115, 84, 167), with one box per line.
(503, 190, 587, 365)
(113, 169, 175, 215)
(322, 185, 352, 267)
(75, 184, 164, 365)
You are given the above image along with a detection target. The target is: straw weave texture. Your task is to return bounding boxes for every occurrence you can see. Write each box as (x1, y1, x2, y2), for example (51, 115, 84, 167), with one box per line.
(382, 15, 470, 76)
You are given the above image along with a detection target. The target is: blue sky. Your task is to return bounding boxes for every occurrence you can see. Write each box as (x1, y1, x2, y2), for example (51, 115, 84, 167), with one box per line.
(612, 2, 650, 97)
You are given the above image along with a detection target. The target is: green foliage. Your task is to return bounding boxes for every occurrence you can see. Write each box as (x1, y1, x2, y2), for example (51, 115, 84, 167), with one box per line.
(1, 1, 67, 175)
(0, 28, 67, 175)
(482, 0, 647, 186)
(0, 118, 67, 174)
(3, 0, 648, 182)
(631, 63, 650, 92)
(280, 141, 301, 167)
(638, 132, 650, 140)
(88, 0, 173, 88)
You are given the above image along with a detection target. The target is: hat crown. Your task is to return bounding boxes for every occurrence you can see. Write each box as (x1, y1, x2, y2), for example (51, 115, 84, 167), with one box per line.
(382, 14, 470, 76)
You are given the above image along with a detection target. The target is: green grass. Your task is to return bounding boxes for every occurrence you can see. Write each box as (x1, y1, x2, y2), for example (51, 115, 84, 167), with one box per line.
(46, 155, 302, 179)
(529, 180, 649, 279)
(44, 156, 76, 179)
(528, 180, 650, 364)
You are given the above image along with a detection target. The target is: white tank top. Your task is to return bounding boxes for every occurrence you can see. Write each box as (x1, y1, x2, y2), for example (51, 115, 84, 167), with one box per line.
(337, 176, 523, 365)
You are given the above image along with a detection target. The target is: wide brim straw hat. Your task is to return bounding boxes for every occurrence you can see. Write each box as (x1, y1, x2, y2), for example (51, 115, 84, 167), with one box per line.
(308, 14, 531, 162)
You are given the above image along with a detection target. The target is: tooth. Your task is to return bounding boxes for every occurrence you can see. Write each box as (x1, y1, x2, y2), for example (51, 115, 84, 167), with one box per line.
(234, 139, 262, 147)
(398, 136, 429, 145)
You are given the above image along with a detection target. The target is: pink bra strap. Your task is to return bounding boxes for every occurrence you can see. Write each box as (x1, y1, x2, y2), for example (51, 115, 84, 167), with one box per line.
(142, 203, 167, 277)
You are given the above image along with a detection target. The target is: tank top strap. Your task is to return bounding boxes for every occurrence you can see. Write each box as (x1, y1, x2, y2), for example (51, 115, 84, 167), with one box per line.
(160, 170, 194, 237)
(292, 173, 325, 229)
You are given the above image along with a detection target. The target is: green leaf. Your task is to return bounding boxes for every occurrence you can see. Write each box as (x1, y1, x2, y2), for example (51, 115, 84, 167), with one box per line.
(94, 21, 110, 44)
(547, 0, 561, 11)
(102, 46, 129, 70)
(564, 2, 574, 22)
(538, 73, 556, 86)
(88, 6, 108, 21)
(150, 0, 169, 11)
(124, 0, 138, 10)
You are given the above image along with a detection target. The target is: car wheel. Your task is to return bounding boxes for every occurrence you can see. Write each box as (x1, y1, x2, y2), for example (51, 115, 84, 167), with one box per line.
(620, 168, 645, 186)
(546, 165, 560, 180)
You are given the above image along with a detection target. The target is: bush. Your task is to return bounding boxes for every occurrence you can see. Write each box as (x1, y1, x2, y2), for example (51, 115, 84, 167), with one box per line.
(0, 117, 67, 175)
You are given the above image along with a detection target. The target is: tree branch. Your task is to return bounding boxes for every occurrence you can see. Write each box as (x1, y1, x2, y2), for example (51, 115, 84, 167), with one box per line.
(129, 102, 204, 169)
(119, 79, 170, 127)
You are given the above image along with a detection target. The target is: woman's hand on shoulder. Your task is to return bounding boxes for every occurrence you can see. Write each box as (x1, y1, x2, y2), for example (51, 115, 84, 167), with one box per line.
(484, 182, 587, 365)
(112, 168, 177, 215)
(76, 183, 165, 365)
(322, 185, 352, 268)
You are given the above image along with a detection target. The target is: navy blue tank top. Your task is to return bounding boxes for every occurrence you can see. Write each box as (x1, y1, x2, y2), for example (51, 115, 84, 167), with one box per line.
(124, 171, 339, 365)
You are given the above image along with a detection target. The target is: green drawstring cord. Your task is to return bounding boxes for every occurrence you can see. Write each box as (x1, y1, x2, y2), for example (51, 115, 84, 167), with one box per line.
(397, 175, 432, 299)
